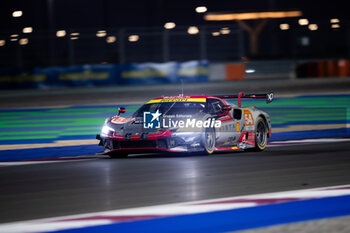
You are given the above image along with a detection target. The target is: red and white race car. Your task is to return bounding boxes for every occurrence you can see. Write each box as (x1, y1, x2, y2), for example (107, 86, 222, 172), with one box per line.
(97, 92, 274, 158)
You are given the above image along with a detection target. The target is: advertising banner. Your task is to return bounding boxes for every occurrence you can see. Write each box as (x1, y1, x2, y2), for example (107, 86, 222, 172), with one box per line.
(0, 60, 209, 89)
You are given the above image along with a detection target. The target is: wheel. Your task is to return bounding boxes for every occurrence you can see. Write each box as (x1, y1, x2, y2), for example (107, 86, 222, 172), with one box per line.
(254, 117, 268, 151)
(108, 152, 128, 158)
(202, 127, 216, 154)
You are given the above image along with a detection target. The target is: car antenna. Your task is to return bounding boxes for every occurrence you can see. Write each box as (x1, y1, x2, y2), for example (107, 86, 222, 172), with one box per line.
(179, 79, 184, 97)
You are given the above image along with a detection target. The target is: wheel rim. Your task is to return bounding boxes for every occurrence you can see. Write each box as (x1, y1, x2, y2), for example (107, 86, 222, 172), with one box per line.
(205, 128, 215, 151)
(256, 121, 267, 148)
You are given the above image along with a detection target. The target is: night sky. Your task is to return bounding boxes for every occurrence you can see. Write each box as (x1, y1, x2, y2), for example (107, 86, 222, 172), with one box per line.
(0, 0, 349, 33)
(1, 0, 348, 68)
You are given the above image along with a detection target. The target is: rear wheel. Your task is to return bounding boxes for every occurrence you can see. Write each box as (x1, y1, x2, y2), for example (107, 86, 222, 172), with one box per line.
(254, 117, 268, 151)
(202, 127, 216, 154)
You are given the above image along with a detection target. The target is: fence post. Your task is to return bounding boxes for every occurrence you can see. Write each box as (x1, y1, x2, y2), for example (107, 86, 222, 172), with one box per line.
(68, 36, 75, 65)
(118, 29, 126, 63)
(238, 28, 245, 58)
(199, 26, 207, 60)
(162, 29, 170, 62)
(16, 44, 23, 68)
(47, 0, 56, 65)
(347, 26, 350, 59)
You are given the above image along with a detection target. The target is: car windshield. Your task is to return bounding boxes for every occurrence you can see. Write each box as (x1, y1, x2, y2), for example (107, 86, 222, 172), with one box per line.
(133, 102, 207, 117)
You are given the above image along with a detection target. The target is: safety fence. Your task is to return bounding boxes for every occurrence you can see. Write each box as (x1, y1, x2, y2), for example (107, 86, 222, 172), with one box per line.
(0, 60, 208, 89)
(209, 59, 350, 81)
(2, 58, 350, 89)
(296, 59, 350, 78)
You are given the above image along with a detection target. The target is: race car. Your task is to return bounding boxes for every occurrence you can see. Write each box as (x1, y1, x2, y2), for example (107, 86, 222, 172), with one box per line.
(96, 92, 274, 158)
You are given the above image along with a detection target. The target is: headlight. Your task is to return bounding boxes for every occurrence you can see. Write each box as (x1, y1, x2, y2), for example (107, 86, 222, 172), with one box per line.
(101, 125, 115, 137)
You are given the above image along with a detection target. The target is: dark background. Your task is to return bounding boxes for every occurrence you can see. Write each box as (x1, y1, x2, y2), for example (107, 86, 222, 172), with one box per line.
(1, 0, 348, 29)
(1, 0, 349, 67)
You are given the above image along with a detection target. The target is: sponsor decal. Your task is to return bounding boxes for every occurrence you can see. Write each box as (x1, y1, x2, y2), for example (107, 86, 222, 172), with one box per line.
(110, 117, 134, 124)
(177, 66, 209, 76)
(236, 122, 240, 132)
(238, 132, 255, 146)
(147, 98, 206, 104)
(121, 68, 168, 79)
(267, 92, 274, 103)
(245, 125, 254, 131)
(59, 70, 109, 80)
(243, 109, 254, 126)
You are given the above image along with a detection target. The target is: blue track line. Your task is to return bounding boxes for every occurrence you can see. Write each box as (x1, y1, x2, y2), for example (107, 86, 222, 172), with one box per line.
(0, 145, 100, 162)
(51, 194, 350, 233)
(1, 128, 349, 162)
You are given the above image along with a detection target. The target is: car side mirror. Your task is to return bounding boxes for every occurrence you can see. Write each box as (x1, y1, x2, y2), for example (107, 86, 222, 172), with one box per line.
(233, 109, 242, 120)
(216, 105, 233, 117)
(221, 105, 233, 111)
(117, 107, 126, 116)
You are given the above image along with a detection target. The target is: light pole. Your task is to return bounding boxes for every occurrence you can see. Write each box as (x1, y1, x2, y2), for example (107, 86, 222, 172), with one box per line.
(47, 0, 55, 65)
(204, 10, 302, 56)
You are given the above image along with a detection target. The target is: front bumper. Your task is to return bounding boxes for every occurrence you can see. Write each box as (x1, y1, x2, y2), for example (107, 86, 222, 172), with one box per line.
(98, 134, 203, 155)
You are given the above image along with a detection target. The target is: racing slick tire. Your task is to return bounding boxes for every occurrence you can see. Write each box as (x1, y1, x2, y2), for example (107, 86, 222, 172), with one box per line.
(108, 152, 128, 158)
(202, 127, 216, 155)
(247, 116, 268, 152)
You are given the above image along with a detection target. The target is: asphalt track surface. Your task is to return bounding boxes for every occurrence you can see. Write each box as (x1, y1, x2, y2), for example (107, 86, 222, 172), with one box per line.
(1, 141, 350, 224)
(1, 79, 350, 231)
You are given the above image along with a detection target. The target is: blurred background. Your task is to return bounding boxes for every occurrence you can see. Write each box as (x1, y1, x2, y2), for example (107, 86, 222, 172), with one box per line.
(1, 0, 350, 89)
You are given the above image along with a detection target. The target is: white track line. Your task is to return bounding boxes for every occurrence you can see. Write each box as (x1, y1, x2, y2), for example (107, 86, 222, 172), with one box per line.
(0, 184, 350, 233)
(268, 138, 350, 147)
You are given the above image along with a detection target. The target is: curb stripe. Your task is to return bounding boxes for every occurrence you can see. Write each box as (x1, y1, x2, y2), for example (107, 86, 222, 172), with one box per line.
(52, 195, 350, 233)
(1, 184, 350, 233)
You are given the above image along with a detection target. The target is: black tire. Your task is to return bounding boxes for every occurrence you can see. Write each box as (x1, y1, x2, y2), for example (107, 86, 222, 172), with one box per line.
(252, 117, 268, 151)
(108, 152, 128, 158)
(202, 127, 216, 154)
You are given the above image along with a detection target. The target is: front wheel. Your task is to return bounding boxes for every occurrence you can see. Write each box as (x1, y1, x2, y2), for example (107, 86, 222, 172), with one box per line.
(202, 127, 216, 154)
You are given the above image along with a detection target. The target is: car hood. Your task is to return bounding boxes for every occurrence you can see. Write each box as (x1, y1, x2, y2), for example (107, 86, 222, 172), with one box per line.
(107, 113, 210, 134)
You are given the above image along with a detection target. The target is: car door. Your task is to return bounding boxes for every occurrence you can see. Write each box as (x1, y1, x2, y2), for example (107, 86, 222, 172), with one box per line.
(207, 99, 238, 147)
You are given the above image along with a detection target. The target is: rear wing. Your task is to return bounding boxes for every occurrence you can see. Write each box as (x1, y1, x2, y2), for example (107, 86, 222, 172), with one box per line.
(215, 92, 274, 107)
